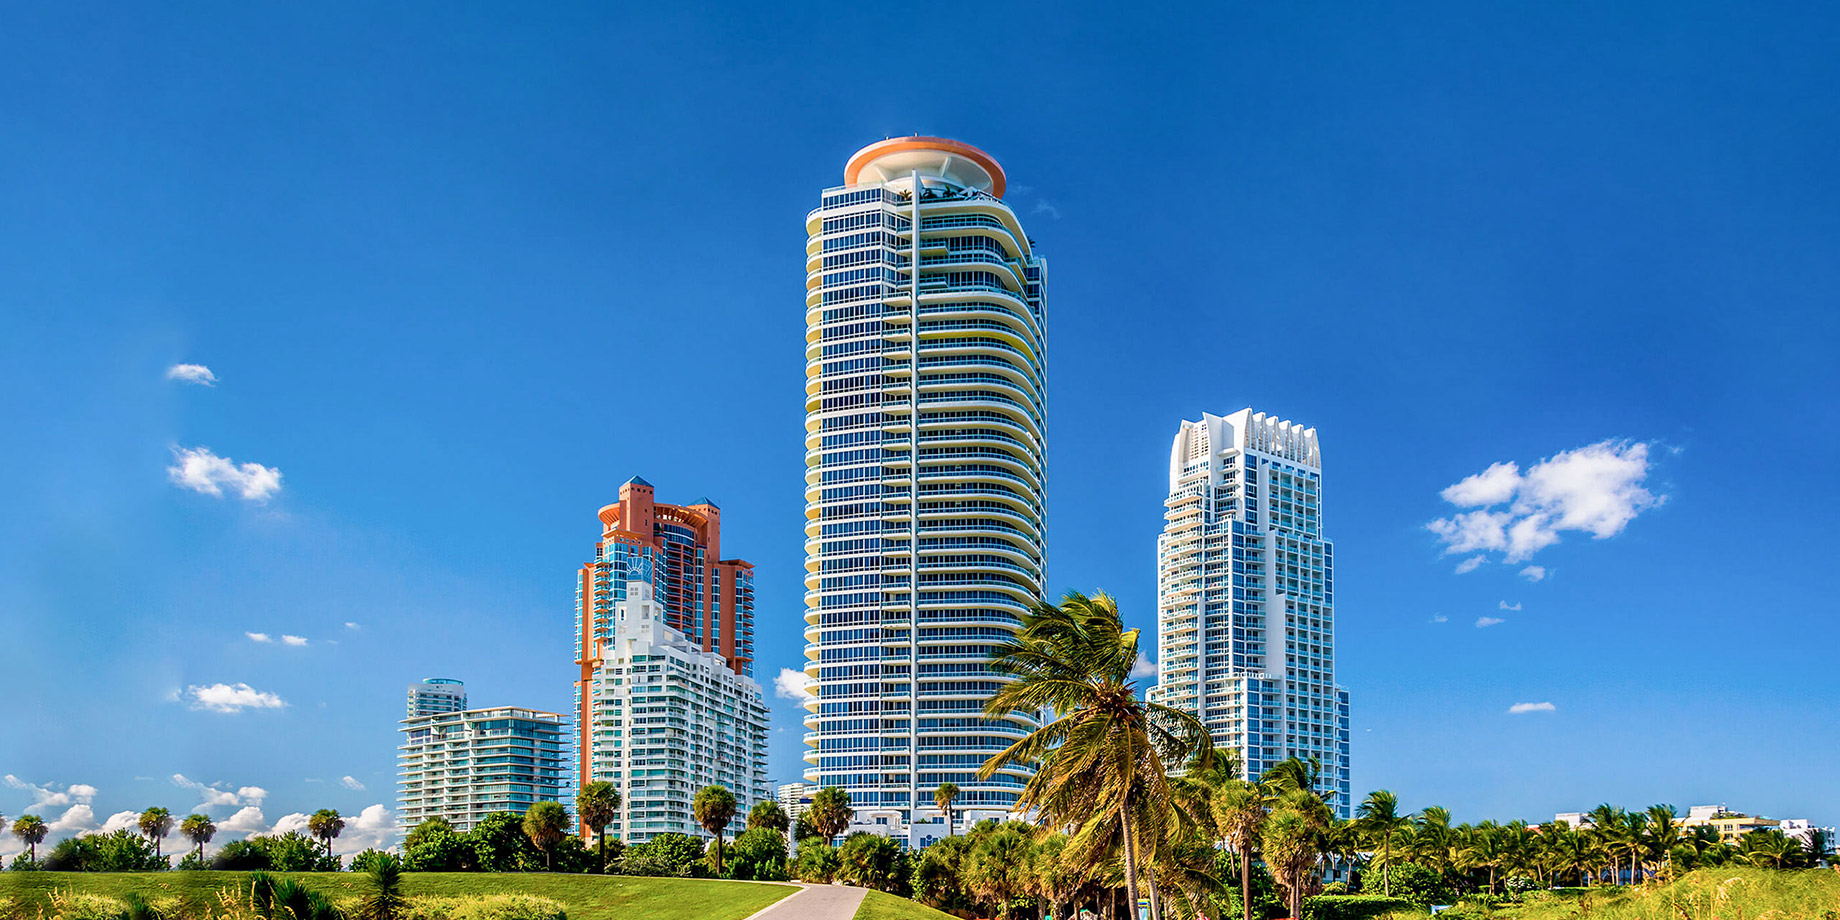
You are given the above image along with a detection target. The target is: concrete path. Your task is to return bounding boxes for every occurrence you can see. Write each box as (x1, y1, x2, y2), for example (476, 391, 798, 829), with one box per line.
(741, 883, 868, 920)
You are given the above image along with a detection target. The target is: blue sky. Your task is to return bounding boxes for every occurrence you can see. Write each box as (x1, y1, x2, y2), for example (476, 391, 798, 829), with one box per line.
(3, 2, 1837, 853)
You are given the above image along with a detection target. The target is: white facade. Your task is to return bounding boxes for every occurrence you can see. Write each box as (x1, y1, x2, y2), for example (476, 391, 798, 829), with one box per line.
(1147, 409, 1352, 816)
(582, 580, 770, 843)
(803, 137, 1047, 825)
(406, 678, 467, 717)
(397, 706, 567, 833)
(776, 782, 814, 820)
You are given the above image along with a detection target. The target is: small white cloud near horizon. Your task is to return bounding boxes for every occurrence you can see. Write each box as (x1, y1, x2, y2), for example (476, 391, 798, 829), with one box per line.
(281, 635, 308, 646)
(1476, 616, 1505, 628)
(1429, 614, 1449, 624)
(185, 682, 287, 713)
(4, 776, 97, 809)
(168, 446, 283, 501)
(1520, 565, 1547, 582)
(165, 364, 218, 386)
(774, 668, 816, 704)
(98, 810, 142, 834)
(172, 774, 240, 808)
(218, 806, 268, 834)
(1130, 652, 1158, 678)
(1032, 199, 1063, 219)
(1509, 701, 1557, 714)
(246, 632, 272, 643)
(1499, 601, 1521, 611)
(339, 776, 366, 791)
(1429, 440, 1664, 564)
(1454, 555, 1486, 574)
(344, 622, 361, 630)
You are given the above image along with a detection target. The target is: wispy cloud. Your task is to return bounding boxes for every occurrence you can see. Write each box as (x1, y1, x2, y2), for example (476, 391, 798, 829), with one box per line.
(1130, 653, 1158, 678)
(246, 632, 272, 643)
(1476, 616, 1505, 628)
(773, 668, 816, 704)
(1499, 601, 1521, 611)
(3, 776, 97, 809)
(344, 622, 361, 630)
(1519, 565, 1547, 582)
(339, 776, 366, 791)
(170, 774, 267, 810)
(1454, 555, 1486, 574)
(185, 682, 287, 713)
(1429, 441, 1664, 563)
(168, 447, 283, 501)
(1032, 199, 1062, 220)
(1509, 701, 1556, 714)
(166, 364, 218, 386)
(1429, 614, 1449, 624)
(281, 635, 308, 647)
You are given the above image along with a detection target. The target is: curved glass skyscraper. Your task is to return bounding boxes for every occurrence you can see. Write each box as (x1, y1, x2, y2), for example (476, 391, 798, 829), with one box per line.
(803, 137, 1047, 829)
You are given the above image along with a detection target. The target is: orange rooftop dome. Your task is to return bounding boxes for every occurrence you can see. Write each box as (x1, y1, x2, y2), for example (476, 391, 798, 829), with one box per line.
(844, 136, 1006, 198)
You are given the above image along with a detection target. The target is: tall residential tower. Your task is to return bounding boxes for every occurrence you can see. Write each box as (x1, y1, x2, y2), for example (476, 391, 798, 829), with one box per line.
(1147, 409, 1352, 816)
(574, 478, 769, 842)
(803, 137, 1048, 834)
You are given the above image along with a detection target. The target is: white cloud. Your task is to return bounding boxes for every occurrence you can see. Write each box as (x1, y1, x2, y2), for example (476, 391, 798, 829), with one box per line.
(1031, 200, 1062, 220)
(218, 806, 268, 834)
(1499, 601, 1521, 611)
(1509, 702, 1557, 714)
(47, 804, 99, 834)
(1519, 565, 1547, 582)
(1429, 614, 1449, 624)
(4, 775, 96, 809)
(246, 632, 273, 643)
(773, 668, 816, 704)
(339, 776, 366, 791)
(172, 774, 241, 808)
(185, 682, 287, 713)
(344, 622, 360, 630)
(238, 786, 268, 805)
(1429, 441, 1663, 563)
(281, 635, 308, 647)
(168, 447, 283, 501)
(271, 812, 310, 836)
(1441, 461, 1521, 507)
(1130, 653, 1158, 679)
(1453, 555, 1486, 574)
(1476, 617, 1505, 628)
(97, 810, 142, 834)
(166, 364, 218, 386)
(335, 804, 395, 854)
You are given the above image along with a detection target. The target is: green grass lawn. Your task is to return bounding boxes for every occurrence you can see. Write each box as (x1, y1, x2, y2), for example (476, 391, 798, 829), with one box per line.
(1372, 868, 1840, 920)
(852, 889, 961, 920)
(0, 872, 796, 920)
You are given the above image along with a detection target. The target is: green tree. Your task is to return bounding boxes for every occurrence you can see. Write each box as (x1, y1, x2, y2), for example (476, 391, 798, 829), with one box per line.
(138, 807, 175, 861)
(963, 822, 1037, 919)
(403, 816, 453, 852)
(356, 853, 407, 920)
(522, 801, 570, 871)
(1356, 789, 1412, 897)
(1213, 779, 1270, 920)
(838, 831, 906, 892)
(934, 782, 961, 838)
(1740, 829, 1805, 869)
(467, 811, 535, 871)
(11, 814, 48, 863)
(402, 823, 470, 871)
(1644, 804, 1680, 880)
(746, 799, 789, 834)
(179, 813, 217, 863)
(976, 591, 1213, 918)
(805, 786, 854, 843)
(1263, 789, 1333, 919)
(791, 839, 840, 883)
(692, 785, 738, 877)
(308, 809, 344, 858)
(727, 827, 789, 881)
(577, 781, 621, 872)
(914, 835, 975, 913)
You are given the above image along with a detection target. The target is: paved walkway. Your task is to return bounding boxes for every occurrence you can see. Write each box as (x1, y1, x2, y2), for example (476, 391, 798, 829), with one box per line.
(742, 883, 868, 920)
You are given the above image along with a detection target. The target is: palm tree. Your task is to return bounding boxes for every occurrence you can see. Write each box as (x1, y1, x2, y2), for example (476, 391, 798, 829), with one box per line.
(139, 807, 174, 860)
(1356, 789, 1412, 896)
(1412, 806, 1454, 876)
(11, 814, 48, 863)
(308, 809, 344, 859)
(1644, 805, 1679, 881)
(522, 801, 570, 870)
(976, 591, 1213, 920)
(1584, 804, 1625, 884)
(356, 853, 407, 920)
(747, 799, 789, 834)
(1212, 780, 1269, 920)
(694, 785, 738, 876)
(934, 782, 961, 838)
(180, 813, 217, 862)
(806, 786, 854, 844)
(577, 781, 621, 872)
(1262, 790, 1332, 920)
(1741, 829, 1803, 869)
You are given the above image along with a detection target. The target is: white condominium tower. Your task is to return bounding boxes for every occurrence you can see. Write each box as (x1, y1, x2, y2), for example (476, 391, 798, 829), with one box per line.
(803, 136, 1047, 826)
(1148, 409, 1351, 816)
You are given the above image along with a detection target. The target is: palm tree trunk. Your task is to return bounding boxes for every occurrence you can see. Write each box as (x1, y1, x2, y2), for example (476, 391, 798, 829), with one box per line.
(1145, 867, 1163, 920)
(1382, 840, 1391, 896)
(1240, 848, 1253, 920)
(598, 830, 606, 874)
(1120, 798, 1140, 920)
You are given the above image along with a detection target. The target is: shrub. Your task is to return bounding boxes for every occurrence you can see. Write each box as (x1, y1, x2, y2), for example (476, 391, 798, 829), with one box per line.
(351, 848, 396, 873)
(614, 833, 706, 878)
(48, 890, 130, 920)
(213, 839, 273, 871)
(791, 840, 840, 884)
(1380, 862, 1457, 909)
(404, 827, 473, 872)
(41, 830, 168, 872)
(1303, 894, 1416, 920)
(404, 894, 568, 920)
(839, 832, 905, 893)
(727, 828, 789, 881)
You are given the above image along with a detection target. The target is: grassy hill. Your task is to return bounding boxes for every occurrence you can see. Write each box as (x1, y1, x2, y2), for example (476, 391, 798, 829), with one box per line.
(853, 889, 960, 920)
(0, 872, 796, 920)
(1404, 868, 1840, 919)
